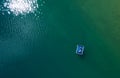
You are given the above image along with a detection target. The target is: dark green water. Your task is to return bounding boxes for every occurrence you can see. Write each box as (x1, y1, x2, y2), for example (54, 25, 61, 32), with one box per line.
(0, 0, 120, 78)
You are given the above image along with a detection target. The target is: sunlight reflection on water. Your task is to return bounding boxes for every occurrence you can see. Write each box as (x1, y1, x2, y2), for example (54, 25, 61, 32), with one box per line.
(0, 0, 47, 64)
(0, 0, 46, 17)
(1, 0, 38, 16)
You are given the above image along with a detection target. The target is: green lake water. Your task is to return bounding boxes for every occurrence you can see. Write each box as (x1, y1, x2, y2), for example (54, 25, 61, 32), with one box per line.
(0, 0, 120, 78)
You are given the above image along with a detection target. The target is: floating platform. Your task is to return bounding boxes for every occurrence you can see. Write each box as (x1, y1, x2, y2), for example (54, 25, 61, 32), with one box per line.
(76, 44, 84, 55)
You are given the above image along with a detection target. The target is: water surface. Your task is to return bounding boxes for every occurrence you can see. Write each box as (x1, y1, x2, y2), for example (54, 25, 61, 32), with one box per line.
(0, 0, 120, 78)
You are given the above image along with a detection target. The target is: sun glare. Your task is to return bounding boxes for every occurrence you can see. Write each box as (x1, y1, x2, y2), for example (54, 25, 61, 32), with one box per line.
(1, 0, 38, 16)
